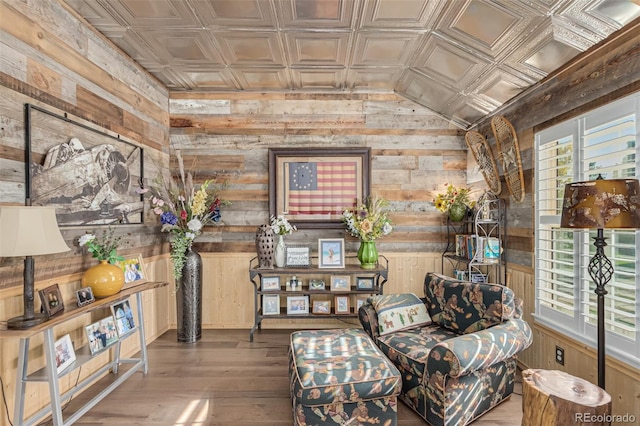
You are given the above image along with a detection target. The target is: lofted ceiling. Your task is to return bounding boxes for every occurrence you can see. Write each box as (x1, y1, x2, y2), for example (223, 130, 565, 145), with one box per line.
(64, 0, 640, 129)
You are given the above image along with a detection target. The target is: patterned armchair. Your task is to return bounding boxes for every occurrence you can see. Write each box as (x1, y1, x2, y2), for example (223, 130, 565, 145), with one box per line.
(359, 272, 532, 425)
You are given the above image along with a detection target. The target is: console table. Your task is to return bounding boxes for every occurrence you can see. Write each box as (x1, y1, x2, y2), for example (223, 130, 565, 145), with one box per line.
(0, 280, 168, 426)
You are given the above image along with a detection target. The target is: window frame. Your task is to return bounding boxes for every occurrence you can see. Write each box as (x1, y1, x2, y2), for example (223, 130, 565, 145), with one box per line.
(534, 92, 640, 369)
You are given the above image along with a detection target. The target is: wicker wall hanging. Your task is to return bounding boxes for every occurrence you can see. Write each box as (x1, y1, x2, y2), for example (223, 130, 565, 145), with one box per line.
(465, 130, 502, 195)
(491, 115, 525, 203)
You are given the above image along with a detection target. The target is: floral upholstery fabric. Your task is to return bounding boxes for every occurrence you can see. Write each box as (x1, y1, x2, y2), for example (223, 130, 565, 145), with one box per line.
(289, 328, 402, 425)
(359, 273, 533, 426)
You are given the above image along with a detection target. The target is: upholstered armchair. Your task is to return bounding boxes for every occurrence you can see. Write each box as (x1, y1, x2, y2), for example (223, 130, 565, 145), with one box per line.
(359, 272, 532, 425)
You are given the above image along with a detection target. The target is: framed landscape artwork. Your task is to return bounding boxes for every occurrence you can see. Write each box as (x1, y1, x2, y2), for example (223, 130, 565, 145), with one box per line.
(268, 148, 370, 229)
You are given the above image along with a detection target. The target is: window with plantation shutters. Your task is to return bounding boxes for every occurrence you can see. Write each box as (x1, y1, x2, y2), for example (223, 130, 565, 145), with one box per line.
(534, 93, 639, 369)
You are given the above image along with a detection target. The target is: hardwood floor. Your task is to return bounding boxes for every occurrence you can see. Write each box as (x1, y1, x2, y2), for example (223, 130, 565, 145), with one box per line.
(59, 329, 523, 425)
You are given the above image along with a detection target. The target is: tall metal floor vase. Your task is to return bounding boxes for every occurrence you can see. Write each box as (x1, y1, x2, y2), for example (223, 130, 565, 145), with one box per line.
(176, 247, 202, 343)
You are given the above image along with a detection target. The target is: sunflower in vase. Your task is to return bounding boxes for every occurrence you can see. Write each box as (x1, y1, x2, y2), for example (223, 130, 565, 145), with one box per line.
(433, 183, 474, 221)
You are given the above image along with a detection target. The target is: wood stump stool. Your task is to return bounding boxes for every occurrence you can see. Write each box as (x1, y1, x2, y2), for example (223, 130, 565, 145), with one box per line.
(522, 369, 611, 426)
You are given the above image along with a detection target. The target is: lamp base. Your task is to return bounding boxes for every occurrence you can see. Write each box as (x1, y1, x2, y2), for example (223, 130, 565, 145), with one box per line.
(7, 313, 47, 329)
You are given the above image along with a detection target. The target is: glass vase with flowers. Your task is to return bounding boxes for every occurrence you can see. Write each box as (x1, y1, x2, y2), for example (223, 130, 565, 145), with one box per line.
(342, 196, 393, 269)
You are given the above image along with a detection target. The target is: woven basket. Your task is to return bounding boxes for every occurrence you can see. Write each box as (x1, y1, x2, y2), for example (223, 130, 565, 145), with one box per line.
(491, 115, 525, 203)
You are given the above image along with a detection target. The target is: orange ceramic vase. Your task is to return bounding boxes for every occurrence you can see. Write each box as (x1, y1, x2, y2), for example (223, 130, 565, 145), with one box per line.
(82, 260, 125, 298)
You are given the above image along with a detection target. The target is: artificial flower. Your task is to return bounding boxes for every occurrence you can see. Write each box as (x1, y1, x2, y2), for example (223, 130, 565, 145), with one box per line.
(145, 152, 229, 284)
(270, 215, 297, 236)
(78, 227, 124, 264)
(342, 196, 393, 242)
(433, 183, 474, 213)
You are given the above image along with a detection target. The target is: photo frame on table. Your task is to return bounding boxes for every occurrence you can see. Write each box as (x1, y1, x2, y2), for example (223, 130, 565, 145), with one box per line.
(116, 254, 147, 285)
(39, 283, 64, 318)
(261, 276, 281, 291)
(268, 148, 370, 229)
(85, 316, 119, 356)
(24, 103, 144, 226)
(75, 286, 95, 307)
(111, 299, 136, 337)
(312, 300, 331, 315)
(308, 279, 326, 291)
(330, 275, 350, 292)
(54, 334, 76, 374)
(356, 276, 375, 291)
(318, 238, 345, 268)
(262, 294, 280, 315)
(334, 295, 350, 315)
(285, 246, 311, 267)
(286, 296, 309, 315)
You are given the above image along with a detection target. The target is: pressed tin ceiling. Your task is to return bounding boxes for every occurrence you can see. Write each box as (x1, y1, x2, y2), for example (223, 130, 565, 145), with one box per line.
(64, 0, 640, 129)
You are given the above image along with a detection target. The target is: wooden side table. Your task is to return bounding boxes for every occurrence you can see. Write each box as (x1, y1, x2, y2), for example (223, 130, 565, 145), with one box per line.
(522, 369, 611, 426)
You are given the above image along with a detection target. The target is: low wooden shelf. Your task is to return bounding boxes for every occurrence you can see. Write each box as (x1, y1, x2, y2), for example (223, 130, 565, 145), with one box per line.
(0, 280, 168, 426)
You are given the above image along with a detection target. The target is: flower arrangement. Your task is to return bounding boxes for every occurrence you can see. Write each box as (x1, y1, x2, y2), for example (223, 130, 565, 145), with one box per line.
(78, 227, 124, 264)
(145, 153, 229, 282)
(270, 215, 296, 236)
(342, 196, 393, 242)
(433, 183, 474, 213)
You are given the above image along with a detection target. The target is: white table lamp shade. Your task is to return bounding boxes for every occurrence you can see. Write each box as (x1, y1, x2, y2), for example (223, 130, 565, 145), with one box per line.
(0, 206, 70, 257)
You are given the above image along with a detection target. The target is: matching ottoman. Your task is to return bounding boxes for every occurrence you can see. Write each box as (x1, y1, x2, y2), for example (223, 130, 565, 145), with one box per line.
(289, 328, 402, 426)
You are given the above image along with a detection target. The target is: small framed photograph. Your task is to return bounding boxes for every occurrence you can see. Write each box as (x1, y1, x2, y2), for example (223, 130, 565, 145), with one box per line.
(39, 284, 64, 318)
(261, 276, 281, 291)
(85, 316, 119, 356)
(312, 300, 331, 315)
(116, 254, 147, 285)
(262, 294, 280, 315)
(286, 246, 311, 267)
(287, 296, 309, 315)
(318, 238, 345, 268)
(54, 334, 76, 374)
(334, 295, 350, 315)
(286, 276, 303, 291)
(356, 276, 375, 291)
(309, 279, 326, 291)
(330, 275, 350, 292)
(111, 299, 136, 337)
(355, 295, 369, 312)
(75, 287, 95, 307)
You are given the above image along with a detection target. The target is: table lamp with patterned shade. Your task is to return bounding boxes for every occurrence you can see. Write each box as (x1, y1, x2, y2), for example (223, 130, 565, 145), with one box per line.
(560, 176, 640, 389)
(0, 206, 70, 329)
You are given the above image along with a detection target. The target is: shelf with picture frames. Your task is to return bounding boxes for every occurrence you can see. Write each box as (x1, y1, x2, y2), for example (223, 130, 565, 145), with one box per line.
(0, 281, 168, 426)
(248, 255, 388, 342)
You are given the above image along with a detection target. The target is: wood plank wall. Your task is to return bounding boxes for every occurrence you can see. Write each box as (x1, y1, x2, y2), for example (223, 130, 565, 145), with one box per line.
(0, 1, 171, 424)
(169, 91, 483, 257)
(471, 19, 640, 420)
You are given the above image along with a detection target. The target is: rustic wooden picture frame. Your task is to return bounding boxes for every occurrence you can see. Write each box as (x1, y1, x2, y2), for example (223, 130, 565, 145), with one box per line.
(268, 148, 370, 229)
(25, 103, 144, 226)
(39, 283, 64, 318)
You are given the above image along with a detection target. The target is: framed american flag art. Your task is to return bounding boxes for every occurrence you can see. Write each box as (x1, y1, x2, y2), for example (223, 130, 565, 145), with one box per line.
(269, 148, 370, 229)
